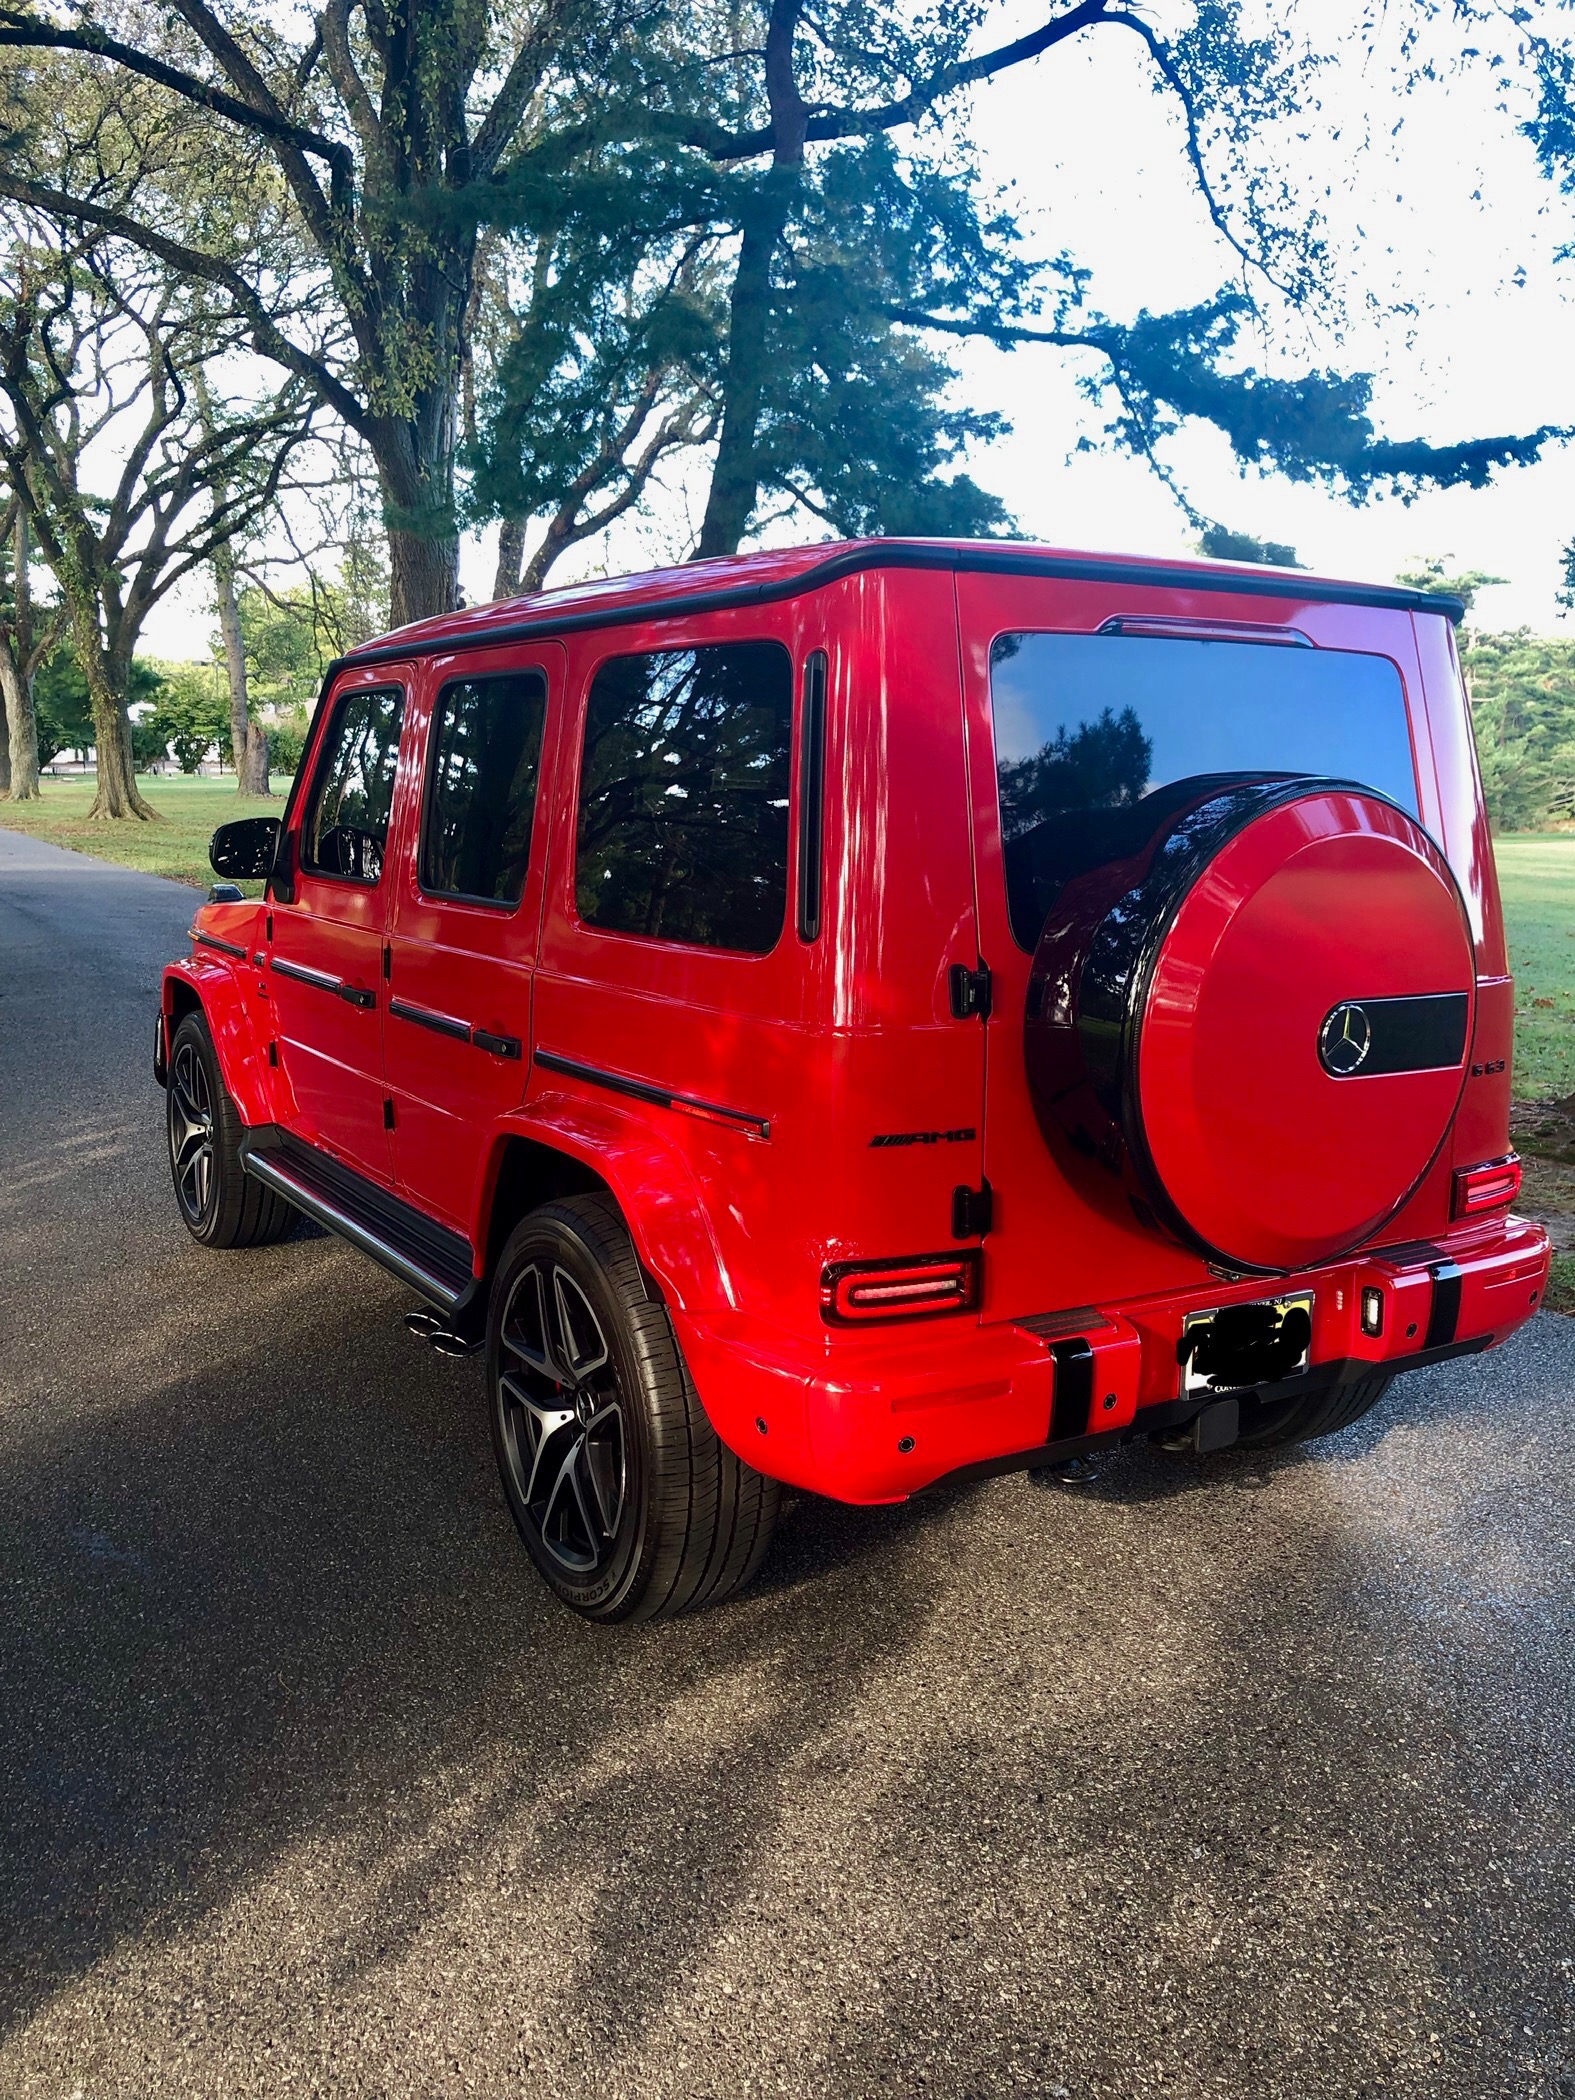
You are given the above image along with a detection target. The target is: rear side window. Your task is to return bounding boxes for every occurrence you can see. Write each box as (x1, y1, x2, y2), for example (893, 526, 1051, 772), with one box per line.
(301, 684, 404, 884)
(576, 641, 792, 953)
(990, 633, 1420, 951)
(421, 671, 548, 907)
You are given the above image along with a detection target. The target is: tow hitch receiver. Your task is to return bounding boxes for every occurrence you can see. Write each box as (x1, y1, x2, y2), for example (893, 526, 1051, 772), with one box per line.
(1192, 1396, 1241, 1453)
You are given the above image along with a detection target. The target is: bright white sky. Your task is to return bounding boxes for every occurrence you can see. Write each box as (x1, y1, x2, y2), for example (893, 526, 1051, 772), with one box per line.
(143, 3, 1574, 657)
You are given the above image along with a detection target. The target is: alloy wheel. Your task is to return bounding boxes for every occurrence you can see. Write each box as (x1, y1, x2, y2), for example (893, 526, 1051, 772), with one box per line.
(495, 1262, 627, 1575)
(169, 1040, 216, 1226)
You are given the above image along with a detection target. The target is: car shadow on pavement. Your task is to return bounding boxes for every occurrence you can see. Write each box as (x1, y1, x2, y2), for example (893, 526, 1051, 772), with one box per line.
(4, 1204, 1571, 2096)
(0, 1229, 957, 2050)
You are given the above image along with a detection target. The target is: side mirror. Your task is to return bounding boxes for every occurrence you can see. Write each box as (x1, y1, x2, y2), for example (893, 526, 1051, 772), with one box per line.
(209, 816, 281, 882)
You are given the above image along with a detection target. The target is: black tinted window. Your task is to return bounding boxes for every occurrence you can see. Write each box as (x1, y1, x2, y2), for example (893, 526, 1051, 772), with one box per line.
(421, 672, 547, 906)
(990, 633, 1420, 950)
(301, 685, 404, 883)
(576, 642, 792, 952)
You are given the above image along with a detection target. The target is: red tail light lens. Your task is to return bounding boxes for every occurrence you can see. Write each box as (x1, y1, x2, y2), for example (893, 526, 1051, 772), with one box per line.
(1452, 1154, 1522, 1218)
(820, 1251, 981, 1325)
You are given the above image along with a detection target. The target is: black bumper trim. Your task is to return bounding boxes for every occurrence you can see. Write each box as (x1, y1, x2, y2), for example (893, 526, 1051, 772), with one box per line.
(920, 1336, 1493, 1496)
(1426, 1260, 1464, 1349)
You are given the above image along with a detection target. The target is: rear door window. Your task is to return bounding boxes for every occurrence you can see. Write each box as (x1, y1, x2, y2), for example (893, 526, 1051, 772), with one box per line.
(575, 641, 792, 953)
(990, 633, 1419, 951)
(420, 671, 548, 907)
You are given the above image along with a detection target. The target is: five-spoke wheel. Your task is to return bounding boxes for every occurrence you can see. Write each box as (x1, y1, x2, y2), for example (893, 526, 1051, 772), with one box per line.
(496, 1261, 628, 1577)
(163, 1010, 295, 1248)
(487, 1195, 780, 1621)
(169, 1034, 216, 1228)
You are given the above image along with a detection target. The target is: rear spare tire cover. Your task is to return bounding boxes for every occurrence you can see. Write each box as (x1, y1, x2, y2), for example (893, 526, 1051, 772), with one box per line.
(1023, 776, 1474, 1274)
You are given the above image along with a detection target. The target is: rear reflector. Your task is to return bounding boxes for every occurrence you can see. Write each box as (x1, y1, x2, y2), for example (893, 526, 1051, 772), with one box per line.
(820, 1251, 981, 1325)
(1452, 1154, 1522, 1218)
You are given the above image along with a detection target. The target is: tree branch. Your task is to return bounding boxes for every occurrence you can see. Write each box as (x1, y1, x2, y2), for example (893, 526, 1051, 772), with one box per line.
(0, 9, 355, 209)
(704, 0, 1114, 161)
(0, 174, 371, 438)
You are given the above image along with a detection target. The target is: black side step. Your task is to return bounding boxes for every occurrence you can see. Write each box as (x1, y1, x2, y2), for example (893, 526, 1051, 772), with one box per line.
(240, 1125, 479, 1322)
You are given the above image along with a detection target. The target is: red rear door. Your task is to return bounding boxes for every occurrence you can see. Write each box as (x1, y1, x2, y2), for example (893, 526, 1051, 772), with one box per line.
(384, 642, 566, 1236)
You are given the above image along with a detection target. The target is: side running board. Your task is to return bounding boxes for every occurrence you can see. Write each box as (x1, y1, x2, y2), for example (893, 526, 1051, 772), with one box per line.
(239, 1125, 480, 1325)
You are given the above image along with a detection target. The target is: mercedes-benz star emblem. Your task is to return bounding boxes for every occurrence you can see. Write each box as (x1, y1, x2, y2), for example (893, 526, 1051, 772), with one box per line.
(1319, 1001, 1373, 1077)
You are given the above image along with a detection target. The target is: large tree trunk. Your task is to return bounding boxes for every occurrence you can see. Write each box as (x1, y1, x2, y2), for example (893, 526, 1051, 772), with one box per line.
(492, 517, 527, 601)
(70, 613, 157, 820)
(214, 541, 270, 796)
(1, 512, 43, 801)
(388, 524, 462, 627)
(695, 170, 799, 559)
(5, 651, 41, 800)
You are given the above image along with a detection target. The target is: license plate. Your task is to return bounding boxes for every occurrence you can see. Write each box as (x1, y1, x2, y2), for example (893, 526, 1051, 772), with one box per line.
(1180, 1292, 1314, 1396)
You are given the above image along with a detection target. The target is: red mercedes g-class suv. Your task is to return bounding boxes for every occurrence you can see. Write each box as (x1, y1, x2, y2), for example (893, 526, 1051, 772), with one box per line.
(158, 539, 1551, 1621)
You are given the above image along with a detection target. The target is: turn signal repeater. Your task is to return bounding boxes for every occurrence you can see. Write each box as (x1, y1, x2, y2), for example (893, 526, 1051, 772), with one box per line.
(820, 1251, 982, 1325)
(1452, 1154, 1522, 1219)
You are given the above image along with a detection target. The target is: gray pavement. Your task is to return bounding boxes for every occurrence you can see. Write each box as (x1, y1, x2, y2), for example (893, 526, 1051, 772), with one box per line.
(2, 821, 1574, 2100)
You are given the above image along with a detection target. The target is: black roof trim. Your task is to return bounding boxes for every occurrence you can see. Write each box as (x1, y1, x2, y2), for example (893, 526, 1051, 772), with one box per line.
(338, 542, 1465, 670)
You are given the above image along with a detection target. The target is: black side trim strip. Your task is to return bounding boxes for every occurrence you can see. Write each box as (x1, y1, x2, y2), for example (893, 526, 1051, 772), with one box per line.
(337, 543, 1465, 669)
(1426, 1261, 1464, 1349)
(271, 956, 343, 993)
(1048, 1336, 1095, 1441)
(534, 1048, 770, 1139)
(192, 930, 248, 960)
(389, 996, 471, 1042)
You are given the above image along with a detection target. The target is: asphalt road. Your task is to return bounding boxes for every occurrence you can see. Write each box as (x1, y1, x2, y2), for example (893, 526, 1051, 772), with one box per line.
(2, 823, 1574, 2100)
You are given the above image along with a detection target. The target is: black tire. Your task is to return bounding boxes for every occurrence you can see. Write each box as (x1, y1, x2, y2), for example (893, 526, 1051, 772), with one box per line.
(488, 1194, 780, 1622)
(165, 1011, 295, 1249)
(1232, 1373, 1395, 1451)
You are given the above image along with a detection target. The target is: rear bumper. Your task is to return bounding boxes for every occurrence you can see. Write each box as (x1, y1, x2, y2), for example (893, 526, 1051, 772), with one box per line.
(678, 1213, 1552, 1504)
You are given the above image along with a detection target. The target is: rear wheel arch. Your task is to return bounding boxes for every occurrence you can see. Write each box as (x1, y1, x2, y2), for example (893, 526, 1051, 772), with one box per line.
(480, 1135, 614, 1274)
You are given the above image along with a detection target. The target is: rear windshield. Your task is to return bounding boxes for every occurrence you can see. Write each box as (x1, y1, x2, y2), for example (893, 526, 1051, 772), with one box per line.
(989, 632, 1419, 951)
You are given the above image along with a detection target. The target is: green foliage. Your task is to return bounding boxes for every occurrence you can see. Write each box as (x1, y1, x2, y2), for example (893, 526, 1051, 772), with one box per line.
(231, 587, 323, 709)
(1393, 557, 1507, 619)
(265, 705, 311, 775)
(144, 660, 228, 773)
(1464, 630, 1575, 833)
(33, 640, 162, 766)
(1194, 526, 1301, 567)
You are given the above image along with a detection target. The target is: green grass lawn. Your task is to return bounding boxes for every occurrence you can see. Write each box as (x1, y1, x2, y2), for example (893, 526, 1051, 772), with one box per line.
(1496, 835, 1575, 1103)
(0, 773, 284, 891)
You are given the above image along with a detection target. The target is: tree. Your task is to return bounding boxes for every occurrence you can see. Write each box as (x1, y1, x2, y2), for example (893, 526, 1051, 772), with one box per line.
(1461, 629, 1575, 831)
(33, 636, 162, 766)
(5, 3, 1571, 616)
(0, 1, 613, 623)
(1393, 557, 1508, 634)
(461, 0, 1574, 564)
(0, 208, 316, 815)
(1194, 526, 1301, 569)
(145, 658, 228, 772)
(0, 499, 57, 797)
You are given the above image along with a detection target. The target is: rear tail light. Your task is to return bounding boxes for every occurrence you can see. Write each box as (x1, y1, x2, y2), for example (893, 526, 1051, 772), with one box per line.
(1452, 1154, 1522, 1218)
(820, 1251, 981, 1325)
